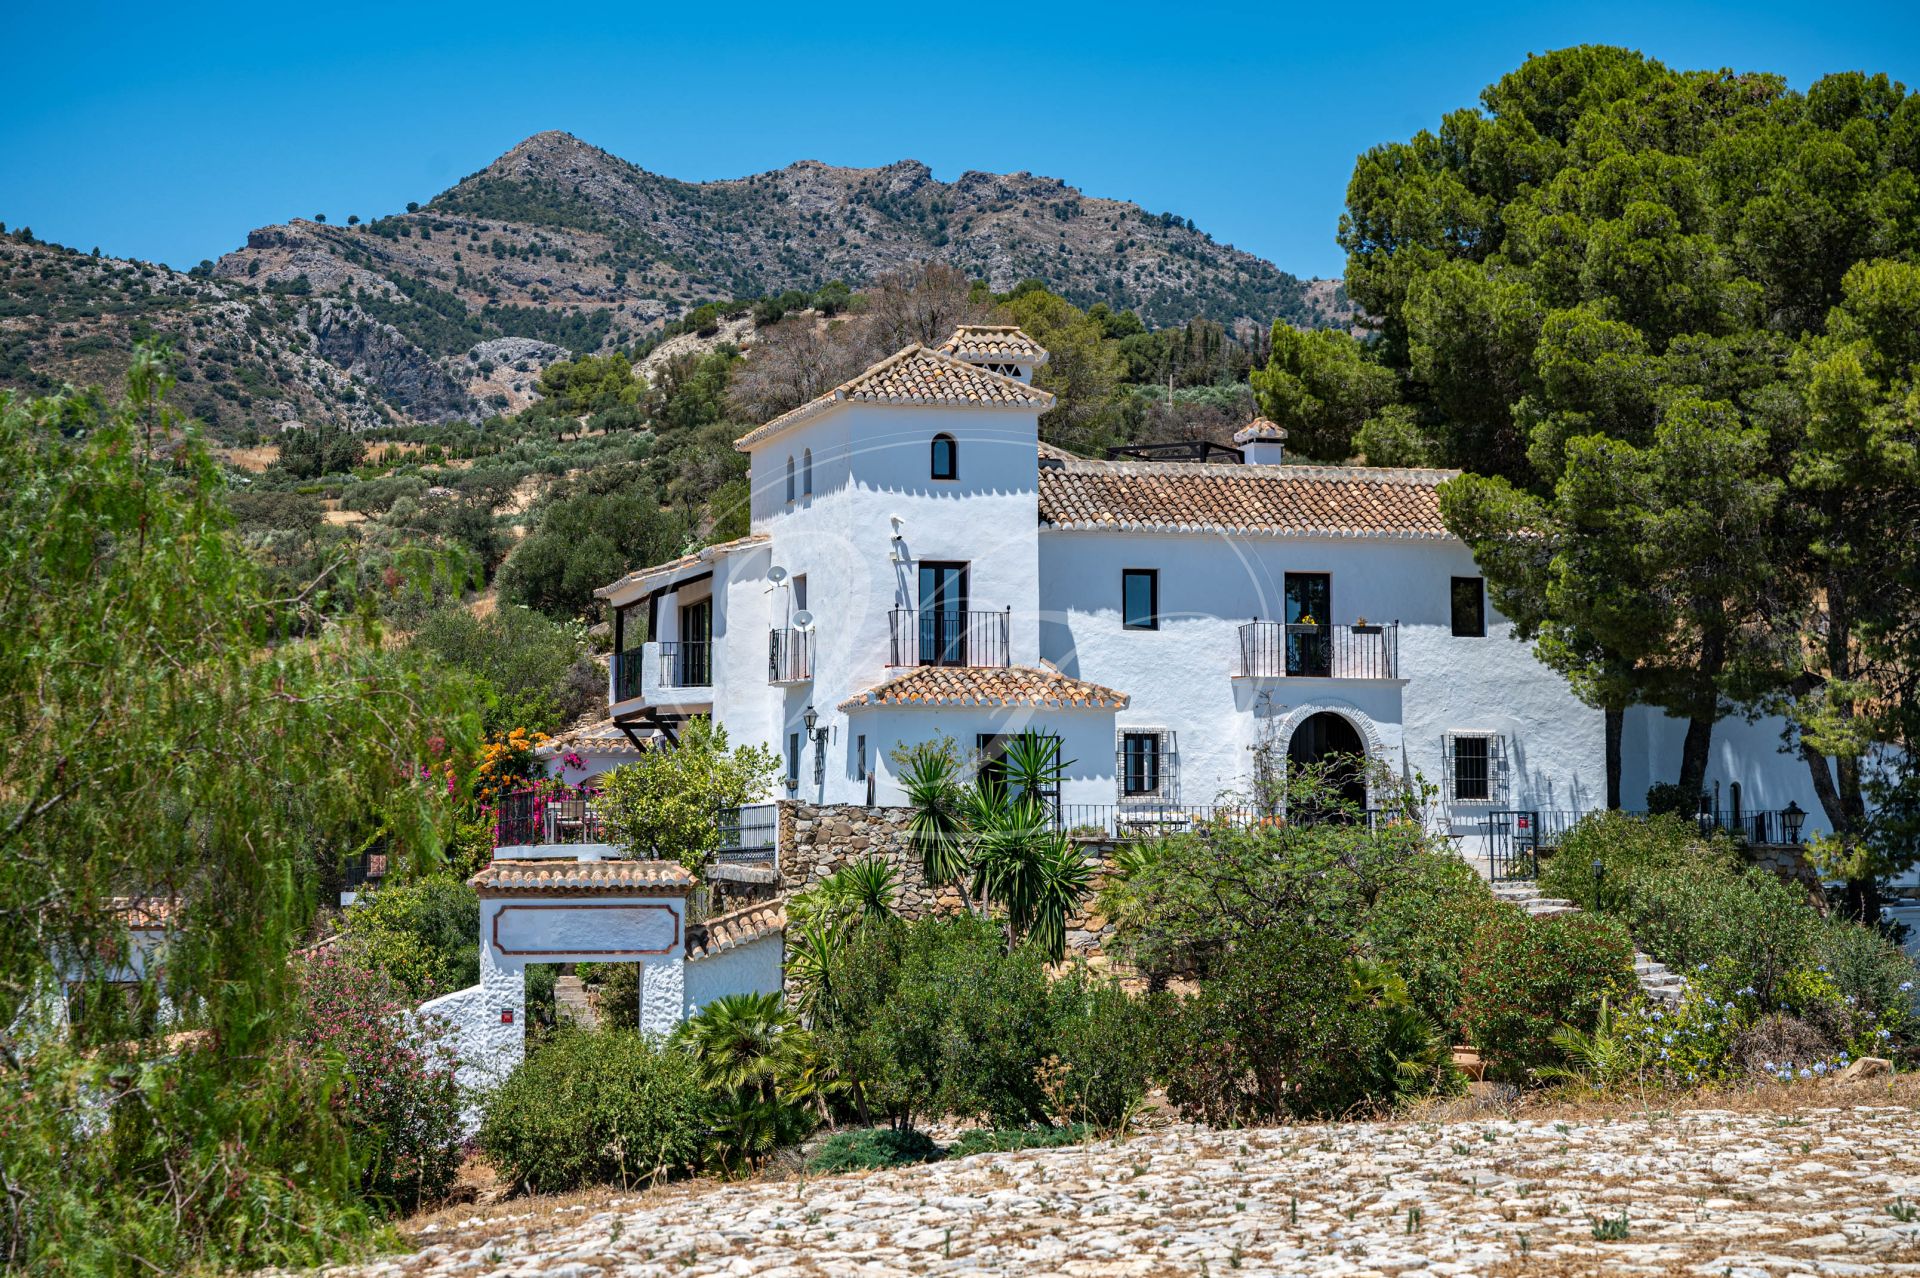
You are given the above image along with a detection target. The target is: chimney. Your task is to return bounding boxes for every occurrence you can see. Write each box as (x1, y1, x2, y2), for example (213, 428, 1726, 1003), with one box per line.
(1233, 418, 1287, 465)
(939, 325, 1049, 385)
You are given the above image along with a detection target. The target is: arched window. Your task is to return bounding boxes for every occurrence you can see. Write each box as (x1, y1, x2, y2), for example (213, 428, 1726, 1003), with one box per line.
(931, 433, 957, 481)
(803, 448, 813, 496)
(785, 455, 795, 503)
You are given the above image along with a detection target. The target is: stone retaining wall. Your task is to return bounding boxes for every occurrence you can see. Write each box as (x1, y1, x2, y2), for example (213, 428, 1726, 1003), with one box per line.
(776, 800, 1120, 955)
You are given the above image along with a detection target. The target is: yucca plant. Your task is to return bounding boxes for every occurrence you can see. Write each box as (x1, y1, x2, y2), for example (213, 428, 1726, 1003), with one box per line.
(903, 730, 1093, 960)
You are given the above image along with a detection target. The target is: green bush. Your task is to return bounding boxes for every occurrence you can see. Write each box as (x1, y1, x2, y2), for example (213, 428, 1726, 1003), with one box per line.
(1541, 811, 1737, 910)
(340, 874, 478, 1001)
(1622, 866, 1821, 1007)
(805, 1127, 944, 1173)
(1362, 850, 1500, 1039)
(1043, 969, 1155, 1128)
(947, 1124, 1091, 1158)
(811, 915, 1056, 1130)
(478, 1028, 708, 1193)
(1815, 917, 1920, 1038)
(1458, 909, 1635, 1081)
(1158, 930, 1447, 1124)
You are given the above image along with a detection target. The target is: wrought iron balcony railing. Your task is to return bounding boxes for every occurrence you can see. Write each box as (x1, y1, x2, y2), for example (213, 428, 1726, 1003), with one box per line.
(658, 640, 712, 689)
(887, 608, 1011, 668)
(1234, 621, 1399, 679)
(768, 628, 813, 683)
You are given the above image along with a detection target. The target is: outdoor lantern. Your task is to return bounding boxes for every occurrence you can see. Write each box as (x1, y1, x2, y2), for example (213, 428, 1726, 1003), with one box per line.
(803, 704, 819, 734)
(1591, 858, 1605, 903)
(1783, 801, 1806, 844)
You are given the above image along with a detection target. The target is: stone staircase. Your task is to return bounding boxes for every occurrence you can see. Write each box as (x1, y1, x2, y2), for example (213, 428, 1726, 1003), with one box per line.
(1488, 880, 1686, 1006)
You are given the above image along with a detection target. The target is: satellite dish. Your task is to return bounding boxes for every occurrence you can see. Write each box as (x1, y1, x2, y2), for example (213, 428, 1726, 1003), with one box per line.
(791, 610, 815, 630)
(767, 566, 789, 584)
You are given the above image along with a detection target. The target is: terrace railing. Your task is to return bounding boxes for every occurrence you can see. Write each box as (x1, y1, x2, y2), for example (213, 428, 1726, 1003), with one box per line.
(715, 803, 779, 863)
(888, 608, 1011, 668)
(1053, 802, 1397, 840)
(1235, 621, 1398, 679)
(659, 640, 712, 689)
(493, 787, 606, 850)
(613, 645, 646, 703)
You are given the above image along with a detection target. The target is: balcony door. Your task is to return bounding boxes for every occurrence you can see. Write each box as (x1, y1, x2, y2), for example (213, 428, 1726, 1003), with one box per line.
(679, 597, 712, 686)
(1284, 572, 1331, 677)
(917, 562, 969, 667)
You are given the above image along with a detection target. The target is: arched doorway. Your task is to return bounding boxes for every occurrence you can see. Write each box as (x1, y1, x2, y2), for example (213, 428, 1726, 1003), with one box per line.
(1287, 711, 1370, 816)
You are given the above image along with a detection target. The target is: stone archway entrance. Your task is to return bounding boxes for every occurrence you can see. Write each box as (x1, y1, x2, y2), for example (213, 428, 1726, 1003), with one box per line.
(1286, 710, 1370, 814)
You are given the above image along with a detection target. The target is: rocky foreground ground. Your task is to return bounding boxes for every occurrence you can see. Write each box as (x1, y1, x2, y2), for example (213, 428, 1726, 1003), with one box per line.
(335, 1090, 1920, 1277)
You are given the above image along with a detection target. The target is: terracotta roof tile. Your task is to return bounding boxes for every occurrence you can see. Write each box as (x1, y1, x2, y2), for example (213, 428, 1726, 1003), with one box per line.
(1232, 417, 1289, 443)
(469, 860, 697, 897)
(595, 533, 768, 599)
(109, 896, 182, 928)
(938, 324, 1051, 366)
(1037, 456, 1456, 539)
(733, 345, 1053, 450)
(839, 664, 1129, 712)
(539, 718, 659, 757)
(686, 900, 785, 960)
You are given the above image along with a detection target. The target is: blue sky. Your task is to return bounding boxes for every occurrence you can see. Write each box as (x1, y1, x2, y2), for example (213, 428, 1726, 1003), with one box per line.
(3, 0, 1916, 281)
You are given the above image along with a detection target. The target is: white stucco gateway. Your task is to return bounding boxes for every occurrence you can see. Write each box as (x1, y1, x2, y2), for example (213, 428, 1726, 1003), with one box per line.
(593, 324, 1834, 845)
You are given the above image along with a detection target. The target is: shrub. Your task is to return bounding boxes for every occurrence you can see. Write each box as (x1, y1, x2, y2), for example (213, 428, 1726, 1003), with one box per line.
(811, 915, 1055, 1130)
(1622, 866, 1821, 1007)
(479, 1028, 708, 1193)
(1541, 810, 1736, 910)
(1814, 916, 1920, 1038)
(339, 874, 478, 1001)
(804, 1127, 943, 1174)
(596, 717, 780, 871)
(1158, 929, 1443, 1124)
(1043, 969, 1155, 1128)
(1458, 909, 1635, 1081)
(1362, 850, 1500, 1039)
(295, 950, 463, 1212)
(680, 992, 818, 1171)
(947, 1124, 1091, 1158)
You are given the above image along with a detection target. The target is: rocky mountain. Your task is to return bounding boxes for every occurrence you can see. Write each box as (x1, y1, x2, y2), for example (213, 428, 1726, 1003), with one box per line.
(2, 132, 1349, 435)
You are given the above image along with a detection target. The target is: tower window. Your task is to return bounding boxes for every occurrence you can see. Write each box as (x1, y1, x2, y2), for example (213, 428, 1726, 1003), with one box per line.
(1451, 576, 1486, 637)
(931, 434, 957, 481)
(1122, 569, 1158, 630)
(785, 455, 795, 504)
(803, 448, 813, 496)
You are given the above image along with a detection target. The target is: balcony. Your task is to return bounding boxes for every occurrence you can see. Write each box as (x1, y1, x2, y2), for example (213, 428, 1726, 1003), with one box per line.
(492, 787, 615, 858)
(1234, 621, 1399, 680)
(887, 608, 1011, 668)
(610, 640, 714, 712)
(768, 628, 813, 684)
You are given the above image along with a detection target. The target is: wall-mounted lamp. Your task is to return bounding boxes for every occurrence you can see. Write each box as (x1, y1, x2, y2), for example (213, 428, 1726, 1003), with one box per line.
(1782, 801, 1806, 844)
(803, 704, 830, 786)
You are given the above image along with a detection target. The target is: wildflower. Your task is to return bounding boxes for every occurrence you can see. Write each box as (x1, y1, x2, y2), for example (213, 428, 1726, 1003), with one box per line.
(1799, 1068, 1812, 1079)
(1901, 982, 1914, 993)
(1813, 1062, 1828, 1075)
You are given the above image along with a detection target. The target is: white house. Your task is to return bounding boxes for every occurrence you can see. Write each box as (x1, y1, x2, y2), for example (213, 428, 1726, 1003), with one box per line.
(593, 323, 1833, 850)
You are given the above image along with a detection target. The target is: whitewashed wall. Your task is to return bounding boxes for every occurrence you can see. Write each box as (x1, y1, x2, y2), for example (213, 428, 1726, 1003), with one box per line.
(683, 934, 785, 1018)
(852, 705, 1123, 808)
(739, 402, 1046, 805)
(1620, 705, 1843, 835)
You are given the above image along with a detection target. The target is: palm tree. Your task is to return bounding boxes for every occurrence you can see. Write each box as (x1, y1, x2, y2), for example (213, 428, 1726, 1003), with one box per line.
(682, 991, 817, 1169)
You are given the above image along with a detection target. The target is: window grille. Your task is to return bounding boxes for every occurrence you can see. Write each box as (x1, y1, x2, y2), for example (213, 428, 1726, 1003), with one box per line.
(1443, 731, 1507, 804)
(1116, 729, 1178, 802)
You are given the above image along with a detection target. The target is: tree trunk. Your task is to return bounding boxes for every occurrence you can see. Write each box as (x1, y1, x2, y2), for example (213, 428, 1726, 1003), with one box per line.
(1605, 706, 1624, 810)
(1676, 715, 1714, 800)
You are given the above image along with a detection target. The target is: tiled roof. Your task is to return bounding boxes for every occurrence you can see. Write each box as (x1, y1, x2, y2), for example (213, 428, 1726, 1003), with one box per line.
(686, 900, 786, 960)
(733, 345, 1054, 450)
(1233, 418, 1289, 443)
(539, 717, 658, 757)
(840, 664, 1129, 712)
(939, 324, 1051, 366)
(594, 533, 768, 600)
(469, 860, 698, 897)
(1037, 456, 1456, 539)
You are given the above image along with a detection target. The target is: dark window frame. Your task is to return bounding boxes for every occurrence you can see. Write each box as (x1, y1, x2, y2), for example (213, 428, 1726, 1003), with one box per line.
(802, 448, 814, 496)
(1451, 576, 1487, 637)
(1121, 731, 1162, 797)
(785, 455, 796, 503)
(1122, 568, 1158, 630)
(1451, 734, 1490, 802)
(930, 433, 958, 481)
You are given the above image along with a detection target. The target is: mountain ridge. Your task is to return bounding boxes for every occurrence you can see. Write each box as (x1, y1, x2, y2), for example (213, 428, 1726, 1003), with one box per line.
(3, 132, 1349, 436)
